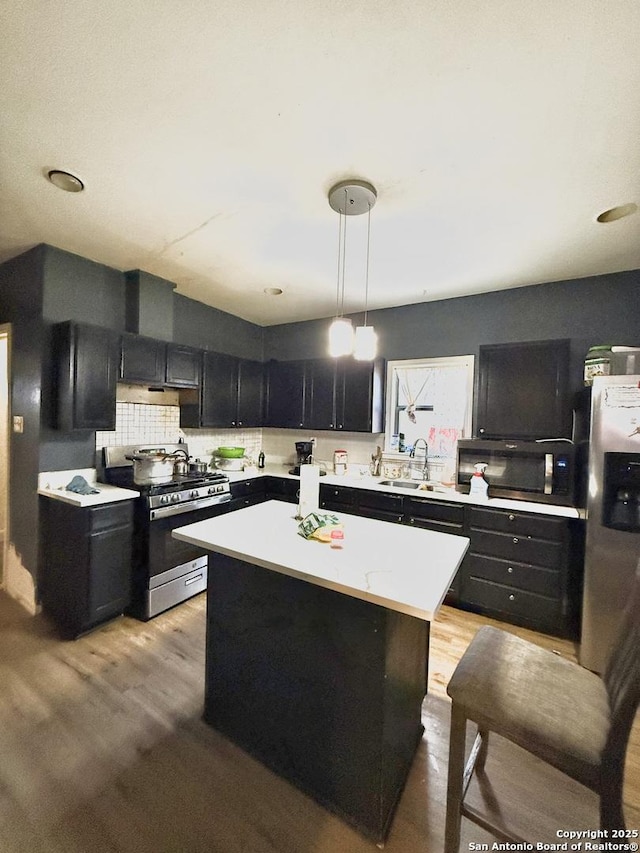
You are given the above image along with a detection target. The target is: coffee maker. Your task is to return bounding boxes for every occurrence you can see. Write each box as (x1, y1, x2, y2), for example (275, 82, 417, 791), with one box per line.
(289, 441, 325, 475)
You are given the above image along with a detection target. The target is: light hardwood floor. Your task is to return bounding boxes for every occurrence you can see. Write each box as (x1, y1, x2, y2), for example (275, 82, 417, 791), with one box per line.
(0, 590, 638, 852)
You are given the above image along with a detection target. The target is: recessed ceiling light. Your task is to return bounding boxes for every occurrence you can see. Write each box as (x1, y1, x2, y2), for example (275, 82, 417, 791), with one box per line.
(596, 203, 637, 223)
(264, 287, 283, 295)
(47, 169, 84, 193)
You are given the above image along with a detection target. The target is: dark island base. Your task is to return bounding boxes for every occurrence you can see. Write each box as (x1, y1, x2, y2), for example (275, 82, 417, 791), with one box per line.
(204, 553, 429, 843)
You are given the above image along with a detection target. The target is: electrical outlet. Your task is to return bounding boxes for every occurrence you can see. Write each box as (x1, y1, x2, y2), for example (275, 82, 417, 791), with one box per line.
(12, 415, 24, 433)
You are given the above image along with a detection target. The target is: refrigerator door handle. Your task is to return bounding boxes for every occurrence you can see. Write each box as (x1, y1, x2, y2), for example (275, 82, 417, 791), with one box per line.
(544, 453, 553, 494)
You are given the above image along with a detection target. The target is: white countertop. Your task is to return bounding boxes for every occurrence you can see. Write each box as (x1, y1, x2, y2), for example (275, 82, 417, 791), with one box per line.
(37, 468, 139, 507)
(224, 465, 585, 519)
(173, 499, 470, 621)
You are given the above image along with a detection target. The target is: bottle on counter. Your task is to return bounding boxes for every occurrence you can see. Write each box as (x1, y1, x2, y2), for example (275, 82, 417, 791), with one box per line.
(469, 462, 489, 500)
(258, 451, 265, 469)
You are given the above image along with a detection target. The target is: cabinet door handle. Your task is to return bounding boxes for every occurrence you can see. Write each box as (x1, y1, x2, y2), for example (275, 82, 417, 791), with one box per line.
(508, 594, 515, 601)
(508, 514, 515, 521)
(507, 566, 513, 574)
(513, 537, 519, 544)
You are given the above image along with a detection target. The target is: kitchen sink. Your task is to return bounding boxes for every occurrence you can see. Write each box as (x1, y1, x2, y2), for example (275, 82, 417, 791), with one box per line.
(378, 479, 450, 493)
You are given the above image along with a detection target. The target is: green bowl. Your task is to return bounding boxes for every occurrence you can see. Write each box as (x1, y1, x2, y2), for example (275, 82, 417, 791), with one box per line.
(217, 446, 245, 458)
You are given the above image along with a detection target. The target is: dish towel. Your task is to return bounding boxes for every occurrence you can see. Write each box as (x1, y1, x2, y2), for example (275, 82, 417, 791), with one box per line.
(65, 475, 100, 495)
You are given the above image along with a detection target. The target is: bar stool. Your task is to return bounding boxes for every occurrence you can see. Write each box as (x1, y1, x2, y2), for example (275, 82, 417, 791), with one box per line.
(444, 568, 640, 851)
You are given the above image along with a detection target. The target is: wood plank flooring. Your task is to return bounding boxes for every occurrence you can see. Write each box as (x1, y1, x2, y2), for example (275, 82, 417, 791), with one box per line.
(0, 590, 638, 852)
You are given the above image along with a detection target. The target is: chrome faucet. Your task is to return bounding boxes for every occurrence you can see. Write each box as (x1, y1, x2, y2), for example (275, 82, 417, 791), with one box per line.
(410, 438, 429, 479)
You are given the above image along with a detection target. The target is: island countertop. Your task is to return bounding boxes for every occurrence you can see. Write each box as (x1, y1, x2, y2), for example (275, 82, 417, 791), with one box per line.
(173, 499, 469, 621)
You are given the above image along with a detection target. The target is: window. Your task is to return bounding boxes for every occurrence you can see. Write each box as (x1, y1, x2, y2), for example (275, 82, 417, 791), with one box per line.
(384, 355, 474, 474)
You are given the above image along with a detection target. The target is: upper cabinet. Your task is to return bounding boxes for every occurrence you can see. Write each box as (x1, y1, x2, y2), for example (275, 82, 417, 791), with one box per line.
(165, 343, 201, 389)
(267, 357, 385, 433)
(265, 360, 307, 428)
(120, 334, 200, 389)
(52, 321, 119, 431)
(476, 339, 572, 440)
(120, 333, 166, 385)
(181, 352, 264, 429)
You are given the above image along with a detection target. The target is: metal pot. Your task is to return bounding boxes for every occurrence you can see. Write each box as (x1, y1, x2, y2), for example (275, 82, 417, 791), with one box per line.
(125, 452, 176, 484)
(188, 458, 209, 475)
(173, 448, 189, 476)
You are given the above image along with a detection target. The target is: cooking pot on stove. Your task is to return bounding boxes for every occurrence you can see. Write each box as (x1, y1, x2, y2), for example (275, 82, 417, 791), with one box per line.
(173, 448, 189, 476)
(188, 458, 209, 475)
(125, 451, 177, 484)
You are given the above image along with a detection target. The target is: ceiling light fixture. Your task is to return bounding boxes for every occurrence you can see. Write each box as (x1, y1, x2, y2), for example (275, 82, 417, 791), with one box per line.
(47, 169, 84, 193)
(327, 179, 377, 359)
(596, 203, 637, 223)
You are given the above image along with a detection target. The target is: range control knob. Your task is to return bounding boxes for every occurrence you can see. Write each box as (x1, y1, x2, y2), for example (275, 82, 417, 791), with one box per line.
(170, 493, 180, 503)
(160, 494, 171, 505)
(190, 490, 200, 499)
(208, 486, 217, 495)
(216, 485, 225, 493)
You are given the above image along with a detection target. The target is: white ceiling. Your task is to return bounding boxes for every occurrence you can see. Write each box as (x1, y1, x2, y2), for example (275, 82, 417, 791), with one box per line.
(1, 1, 639, 327)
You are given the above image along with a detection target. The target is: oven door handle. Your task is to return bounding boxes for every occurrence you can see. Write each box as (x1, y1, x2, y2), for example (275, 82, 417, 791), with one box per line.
(150, 494, 230, 520)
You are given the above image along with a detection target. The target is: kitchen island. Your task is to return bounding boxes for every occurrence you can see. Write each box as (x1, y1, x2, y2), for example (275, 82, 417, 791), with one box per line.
(173, 499, 469, 843)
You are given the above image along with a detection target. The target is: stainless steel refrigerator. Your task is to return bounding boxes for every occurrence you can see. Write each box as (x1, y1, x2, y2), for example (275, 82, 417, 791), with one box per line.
(580, 374, 640, 673)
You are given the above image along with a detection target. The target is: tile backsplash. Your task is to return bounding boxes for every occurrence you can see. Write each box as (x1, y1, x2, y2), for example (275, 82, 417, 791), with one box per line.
(95, 404, 386, 473)
(96, 403, 262, 466)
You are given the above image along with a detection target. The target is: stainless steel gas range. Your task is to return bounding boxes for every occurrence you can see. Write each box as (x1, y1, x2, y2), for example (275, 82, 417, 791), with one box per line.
(100, 444, 231, 619)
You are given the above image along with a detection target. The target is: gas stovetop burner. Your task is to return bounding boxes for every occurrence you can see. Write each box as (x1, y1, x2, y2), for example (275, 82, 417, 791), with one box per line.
(143, 472, 228, 496)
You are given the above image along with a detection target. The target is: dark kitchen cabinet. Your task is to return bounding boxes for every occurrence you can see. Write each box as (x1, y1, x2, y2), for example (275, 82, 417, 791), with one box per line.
(183, 352, 264, 429)
(39, 498, 134, 638)
(237, 359, 264, 426)
(458, 505, 583, 637)
(265, 360, 307, 428)
(404, 496, 466, 600)
(357, 488, 404, 524)
(165, 343, 200, 388)
(319, 483, 358, 514)
(226, 477, 267, 512)
(305, 357, 385, 432)
(52, 321, 119, 431)
(120, 332, 166, 385)
(263, 476, 300, 503)
(476, 339, 571, 440)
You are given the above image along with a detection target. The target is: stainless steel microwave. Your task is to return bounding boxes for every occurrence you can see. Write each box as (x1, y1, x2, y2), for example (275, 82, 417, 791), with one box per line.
(456, 438, 578, 506)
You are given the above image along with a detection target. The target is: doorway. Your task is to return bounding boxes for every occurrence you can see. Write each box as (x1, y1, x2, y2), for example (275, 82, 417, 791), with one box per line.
(0, 325, 9, 588)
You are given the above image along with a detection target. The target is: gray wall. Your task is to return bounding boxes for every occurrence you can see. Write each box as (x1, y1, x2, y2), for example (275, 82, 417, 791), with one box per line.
(0, 246, 45, 578)
(173, 293, 264, 360)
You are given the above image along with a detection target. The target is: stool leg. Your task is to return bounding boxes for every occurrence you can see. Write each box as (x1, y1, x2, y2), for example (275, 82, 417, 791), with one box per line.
(445, 702, 467, 853)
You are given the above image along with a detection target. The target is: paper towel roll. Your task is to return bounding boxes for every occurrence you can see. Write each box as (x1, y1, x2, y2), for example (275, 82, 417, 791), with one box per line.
(298, 463, 320, 518)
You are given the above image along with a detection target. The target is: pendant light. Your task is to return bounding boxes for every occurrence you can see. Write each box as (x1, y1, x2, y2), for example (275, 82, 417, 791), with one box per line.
(354, 195, 378, 360)
(327, 180, 377, 358)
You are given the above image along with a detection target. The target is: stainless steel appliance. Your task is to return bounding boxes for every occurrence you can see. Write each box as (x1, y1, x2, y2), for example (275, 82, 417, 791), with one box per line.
(456, 438, 577, 506)
(580, 375, 640, 673)
(100, 444, 231, 619)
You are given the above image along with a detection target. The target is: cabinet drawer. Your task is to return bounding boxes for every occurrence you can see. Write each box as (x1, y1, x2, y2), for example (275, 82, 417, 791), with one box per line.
(357, 490, 403, 514)
(230, 478, 267, 499)
(466, 553, 561, 597)
(407, 515, 465, 535)
(469, 507, 566, 541)
(471, 528, 563, 569)
(88, 501, 133, 533)
(358, 506, 404, 524)
(463, 576, 561, 626)
(320, 485, 357, 507)
(404, 497, 464, 527)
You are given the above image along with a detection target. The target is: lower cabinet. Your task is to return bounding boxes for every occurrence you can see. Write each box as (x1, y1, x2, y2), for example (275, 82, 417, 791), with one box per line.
(226, 478, 267, 511)
(458, 506, 583, 637)
(39, 498, 134, 638)
(221, 476, 584, 638)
